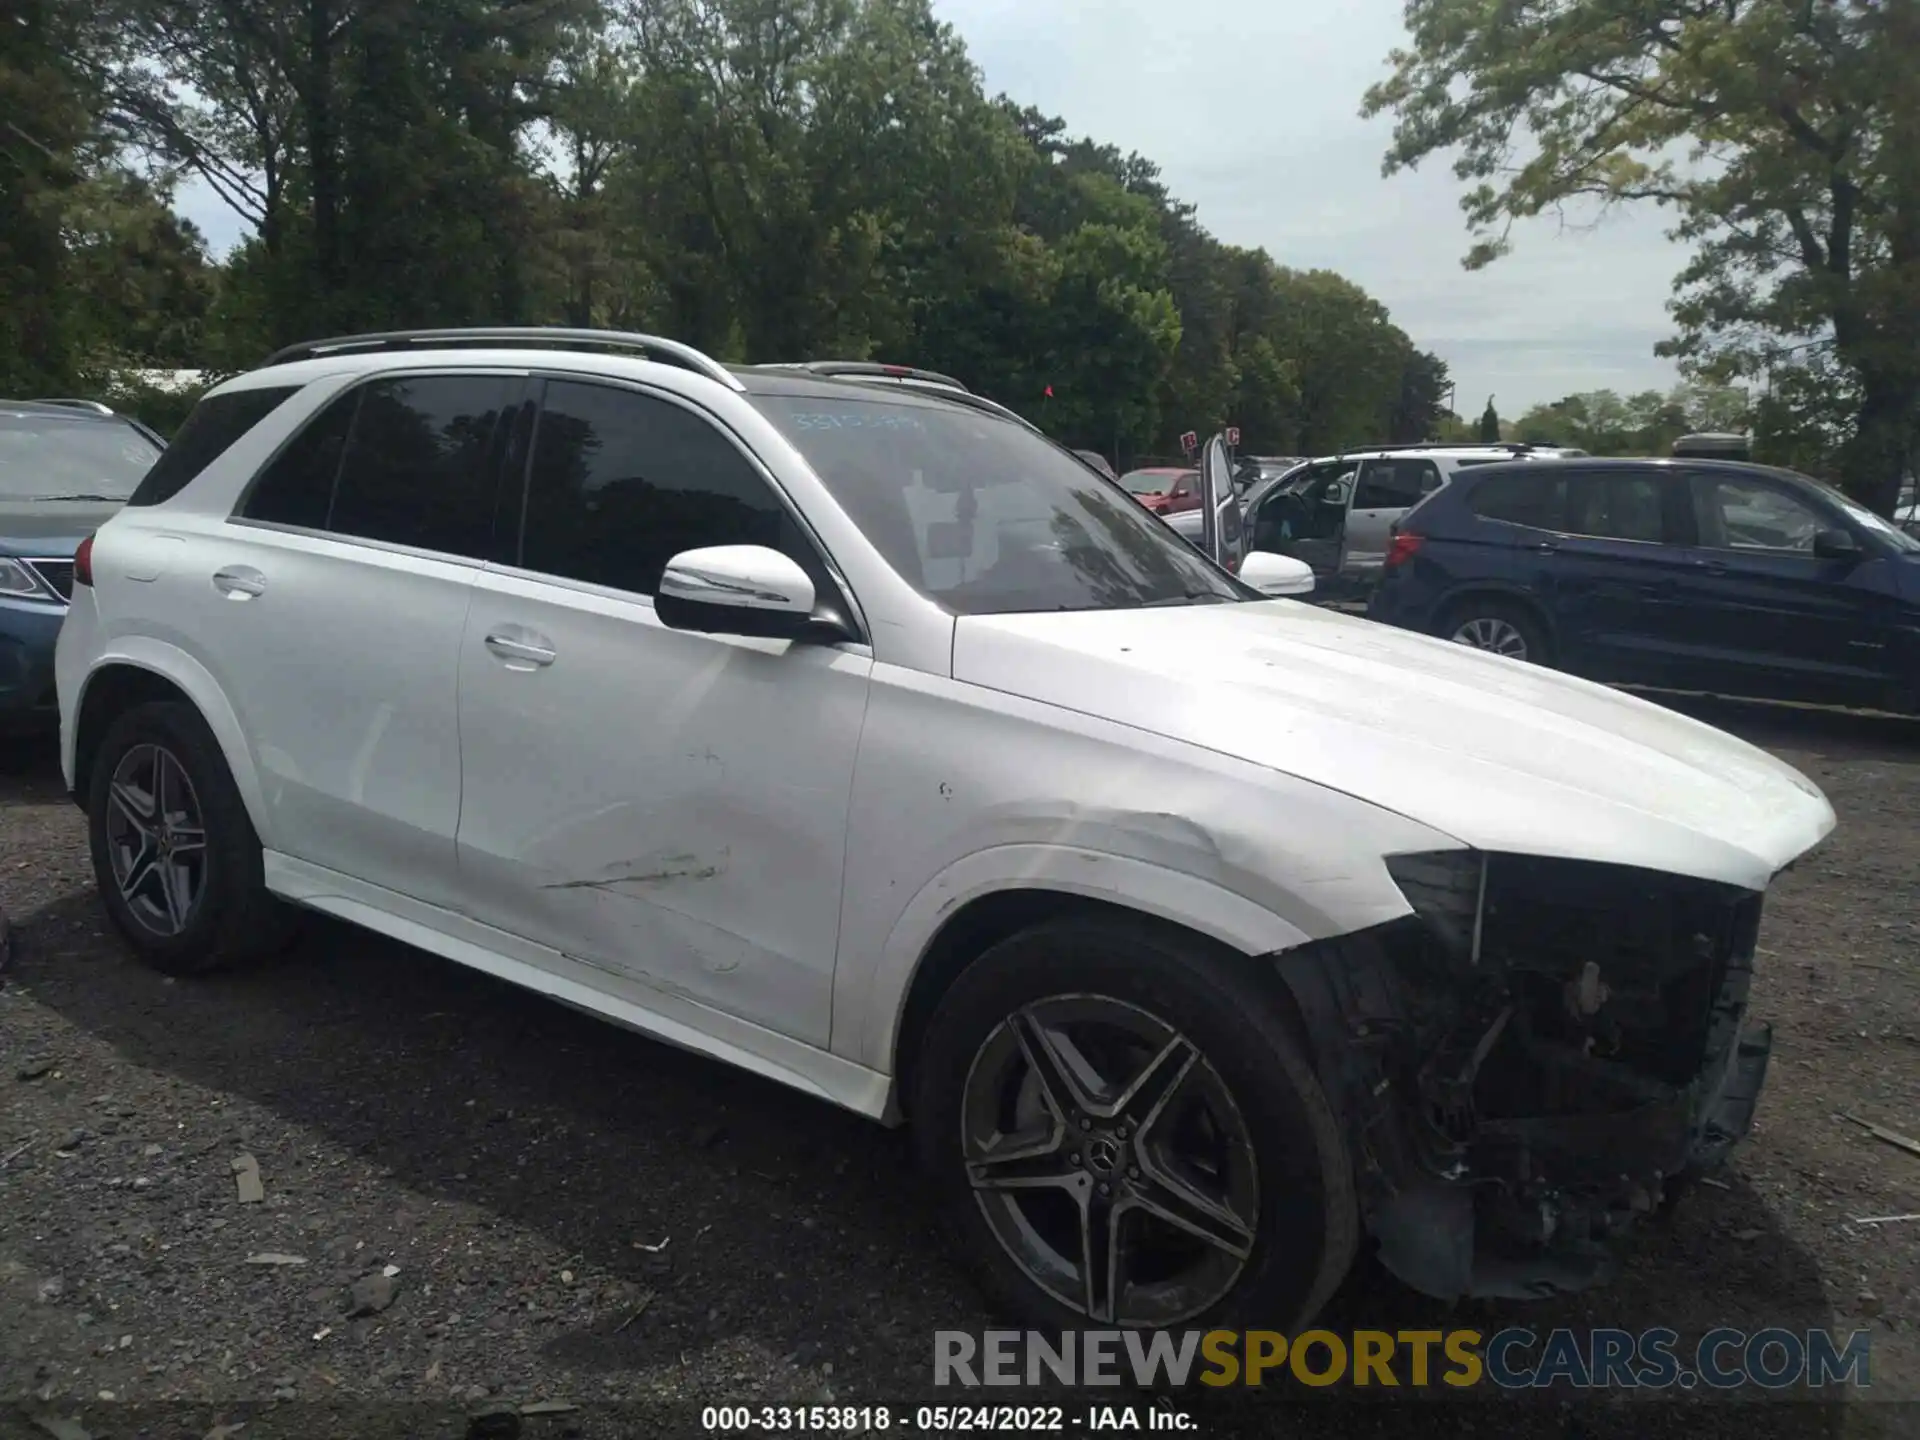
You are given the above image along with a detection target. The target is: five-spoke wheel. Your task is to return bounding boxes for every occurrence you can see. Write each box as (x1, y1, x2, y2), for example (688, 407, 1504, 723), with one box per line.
(916, 915, 1358, 1334)
(963, 996, 1259, 1326)
(103, 742, 208, 938)
(86, 699, 298, 973)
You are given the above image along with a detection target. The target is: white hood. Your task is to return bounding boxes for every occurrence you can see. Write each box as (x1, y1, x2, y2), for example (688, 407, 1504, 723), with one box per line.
(950, 601, 1836, 892)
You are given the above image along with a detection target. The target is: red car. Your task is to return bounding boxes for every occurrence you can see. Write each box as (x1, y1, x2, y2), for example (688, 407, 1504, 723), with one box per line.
(1118, 466, 1200, 516)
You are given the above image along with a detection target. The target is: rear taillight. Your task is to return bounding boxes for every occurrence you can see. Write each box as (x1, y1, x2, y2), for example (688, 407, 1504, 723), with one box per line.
(73, 533, 95, 587)
(1384, 532, 1425, 569)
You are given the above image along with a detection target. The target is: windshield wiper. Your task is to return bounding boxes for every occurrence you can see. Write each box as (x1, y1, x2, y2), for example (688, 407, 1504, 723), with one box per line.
(28, 493, 126, 503)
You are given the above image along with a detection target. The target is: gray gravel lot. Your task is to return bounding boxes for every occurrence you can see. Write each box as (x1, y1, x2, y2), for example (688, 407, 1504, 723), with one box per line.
(1, 698, 1917, 1440)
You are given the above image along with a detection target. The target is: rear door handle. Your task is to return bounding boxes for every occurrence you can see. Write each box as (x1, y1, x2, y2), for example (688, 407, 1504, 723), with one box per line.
(1694, 559, 1728, 577)
(212, 566, 267, 599)
(485, 630, 556, 668)
(1533, 541, 1558, 554)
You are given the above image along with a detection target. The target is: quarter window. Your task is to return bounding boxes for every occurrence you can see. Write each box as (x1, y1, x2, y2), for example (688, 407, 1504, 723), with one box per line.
(518, 380, 814, 599)
(128, 386, 297, 507)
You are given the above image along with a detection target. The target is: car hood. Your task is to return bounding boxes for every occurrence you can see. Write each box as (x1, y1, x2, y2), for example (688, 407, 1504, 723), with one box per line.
(0, 499, 122, 552)
(950, 601, 1836, 891)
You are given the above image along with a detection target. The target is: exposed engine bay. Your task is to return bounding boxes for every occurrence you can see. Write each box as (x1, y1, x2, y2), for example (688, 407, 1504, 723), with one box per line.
(1277, 850, 1773, 1300)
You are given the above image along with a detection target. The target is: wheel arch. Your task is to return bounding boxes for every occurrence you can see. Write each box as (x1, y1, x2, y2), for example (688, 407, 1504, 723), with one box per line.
(877, 857, 1317, 1120)
(72, 648, 270, 842)
(1433, 584, 1559, 654)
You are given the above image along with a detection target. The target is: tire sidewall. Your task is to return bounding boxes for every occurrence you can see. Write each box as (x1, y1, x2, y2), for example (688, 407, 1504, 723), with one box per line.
(913, 921, 1354, 1336)
(87, 703, 252, 970)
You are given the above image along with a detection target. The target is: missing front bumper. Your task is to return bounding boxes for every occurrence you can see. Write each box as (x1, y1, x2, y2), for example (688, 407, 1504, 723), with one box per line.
(1276, 852, 1776, 1302)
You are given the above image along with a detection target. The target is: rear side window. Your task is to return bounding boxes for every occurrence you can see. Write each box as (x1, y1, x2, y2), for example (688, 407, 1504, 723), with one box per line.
(1466, 472, 1567, 530)
(1355, 459, 1440, 509)
(241, 388, 358, 529)
(127, 385, 299, 506)
(328, 376, 515, 558)
(1566, 471, 1669, 544)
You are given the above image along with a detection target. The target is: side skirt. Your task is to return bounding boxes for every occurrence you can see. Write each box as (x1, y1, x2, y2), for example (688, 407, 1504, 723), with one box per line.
(262, 851, 897, 1122)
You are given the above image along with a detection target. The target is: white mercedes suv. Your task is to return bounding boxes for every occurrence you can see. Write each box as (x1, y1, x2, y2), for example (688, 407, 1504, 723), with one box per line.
(57, 328, 1834, 1335)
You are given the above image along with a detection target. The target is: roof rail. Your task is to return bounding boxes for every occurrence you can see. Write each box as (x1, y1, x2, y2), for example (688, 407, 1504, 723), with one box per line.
(759, 360, 972, 392)
(1341, 439, 1536, 455)
(30, 398, 117, 416)
(261, 328, 744, 391)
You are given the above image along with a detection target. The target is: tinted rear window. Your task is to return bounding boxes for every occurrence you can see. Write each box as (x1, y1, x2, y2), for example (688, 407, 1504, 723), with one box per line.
(126, 386, 299, 506)
(1466, 472, 1567, 530)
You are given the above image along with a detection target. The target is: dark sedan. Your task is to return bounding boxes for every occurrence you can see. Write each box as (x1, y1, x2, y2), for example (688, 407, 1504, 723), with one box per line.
(1368, 456, 1920, 713)
(1, 401, 163, 736)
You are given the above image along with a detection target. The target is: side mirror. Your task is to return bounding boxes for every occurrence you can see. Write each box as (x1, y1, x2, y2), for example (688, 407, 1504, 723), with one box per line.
(1812, 527, 1861, 560)
(656, 545, 823, 640)
(1239, 550, 1315, 597)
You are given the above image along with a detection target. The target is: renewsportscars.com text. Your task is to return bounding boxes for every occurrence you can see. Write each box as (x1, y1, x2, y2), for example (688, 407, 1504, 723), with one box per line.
(933, 1327, 1873, 1390)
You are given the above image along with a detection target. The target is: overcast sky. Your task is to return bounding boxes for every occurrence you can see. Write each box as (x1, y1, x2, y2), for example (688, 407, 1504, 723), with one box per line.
(175, 0, 1690, 414)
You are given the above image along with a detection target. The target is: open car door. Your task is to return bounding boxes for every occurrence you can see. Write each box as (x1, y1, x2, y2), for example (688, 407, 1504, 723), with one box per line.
(1198, 433, 1248, 572)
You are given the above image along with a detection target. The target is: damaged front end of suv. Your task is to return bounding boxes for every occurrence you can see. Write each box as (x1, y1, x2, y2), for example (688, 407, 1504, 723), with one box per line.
(1278, 850, 1774, 1300)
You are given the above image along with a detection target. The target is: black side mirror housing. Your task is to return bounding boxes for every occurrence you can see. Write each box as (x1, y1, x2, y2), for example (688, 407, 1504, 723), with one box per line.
(1812, 527, 1861, 560)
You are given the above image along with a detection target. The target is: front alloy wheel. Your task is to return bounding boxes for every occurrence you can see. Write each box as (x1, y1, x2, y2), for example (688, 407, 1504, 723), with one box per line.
(914, 916, 1357, 1335)
(963, 996, 1260, 1326)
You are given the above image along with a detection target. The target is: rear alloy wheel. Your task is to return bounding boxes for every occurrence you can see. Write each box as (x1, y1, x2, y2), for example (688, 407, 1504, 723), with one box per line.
(103, 741, 208, 939)
(1444, 600, 1549, 665)
(87, 701, 299, 974)
(914, 916, 1357, 1333)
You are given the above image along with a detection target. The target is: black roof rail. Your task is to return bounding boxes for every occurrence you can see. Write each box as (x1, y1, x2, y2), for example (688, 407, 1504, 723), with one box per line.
(759, 360, 972, 392)
(261, 327, 744, 391)
(29, 398, 117, 416)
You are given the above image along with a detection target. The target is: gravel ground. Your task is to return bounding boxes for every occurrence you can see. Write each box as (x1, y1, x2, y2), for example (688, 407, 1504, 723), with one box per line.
(1, 697, 1916, 1440)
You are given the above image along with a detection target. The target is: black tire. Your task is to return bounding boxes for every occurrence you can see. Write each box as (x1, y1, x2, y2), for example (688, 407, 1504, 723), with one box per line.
(912, 915, 1358, 1334)
(1438, 595, 1552, 666)
(86, 700, 299, 975)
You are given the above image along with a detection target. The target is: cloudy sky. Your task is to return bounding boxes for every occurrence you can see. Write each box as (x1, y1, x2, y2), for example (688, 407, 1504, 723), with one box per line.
(175, 0, 1691, 414)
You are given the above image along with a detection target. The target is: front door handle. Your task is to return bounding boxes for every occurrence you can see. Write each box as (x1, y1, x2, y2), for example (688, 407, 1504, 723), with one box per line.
(212, 566, 267, 600)
(485, 630, 556, 668)
(1694, 559, 1729, 577)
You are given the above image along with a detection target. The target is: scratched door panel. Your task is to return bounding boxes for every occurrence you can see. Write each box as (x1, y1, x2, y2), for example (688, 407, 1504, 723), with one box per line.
(453, 567, 872, 1047)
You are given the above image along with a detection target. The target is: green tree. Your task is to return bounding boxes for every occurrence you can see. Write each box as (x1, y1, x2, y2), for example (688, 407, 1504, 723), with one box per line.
(1364, 0, 1920, 514)
(1477, 396, 1500, 443)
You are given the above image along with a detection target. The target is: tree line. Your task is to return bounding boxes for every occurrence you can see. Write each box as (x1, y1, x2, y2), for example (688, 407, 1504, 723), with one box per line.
(2, 0, 1454, 465)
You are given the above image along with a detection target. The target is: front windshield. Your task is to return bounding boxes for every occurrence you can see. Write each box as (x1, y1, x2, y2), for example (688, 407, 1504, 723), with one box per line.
(756, 395, 1249, 614)
(0, 414, 160, 501)
(1118, 469, 1178, 496)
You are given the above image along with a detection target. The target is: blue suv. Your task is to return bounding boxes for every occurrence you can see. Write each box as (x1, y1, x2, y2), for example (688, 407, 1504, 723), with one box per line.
(1, 401, 164, 738)
(1367, 457, 1920, 713)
